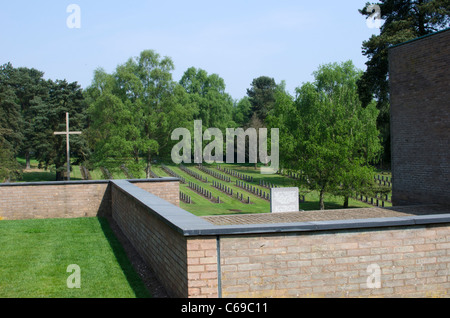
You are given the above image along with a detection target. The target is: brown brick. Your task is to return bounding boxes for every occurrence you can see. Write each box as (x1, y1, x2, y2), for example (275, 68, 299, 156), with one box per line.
(389, 29, 450, 206)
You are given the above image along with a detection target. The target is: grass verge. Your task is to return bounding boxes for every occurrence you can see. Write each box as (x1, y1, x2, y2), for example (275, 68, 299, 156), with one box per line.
(0, 217, 150, 298)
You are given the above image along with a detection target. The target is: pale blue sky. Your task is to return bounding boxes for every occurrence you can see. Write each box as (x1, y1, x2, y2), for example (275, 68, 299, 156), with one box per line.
(0, 1, 381, 100)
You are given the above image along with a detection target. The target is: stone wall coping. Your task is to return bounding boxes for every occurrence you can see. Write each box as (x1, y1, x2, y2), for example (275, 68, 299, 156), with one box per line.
(111, 180, 215, 233)
(389, 27, 450, 50)
(0, 178, 180, 187)
(111, 180, 450, 237)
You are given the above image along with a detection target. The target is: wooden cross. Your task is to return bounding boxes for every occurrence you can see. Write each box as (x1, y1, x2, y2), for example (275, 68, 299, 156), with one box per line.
(53, 112, 82, 181)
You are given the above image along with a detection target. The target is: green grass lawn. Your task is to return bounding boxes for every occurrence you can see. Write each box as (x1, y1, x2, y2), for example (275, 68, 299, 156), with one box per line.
(0, 217, 150, 298)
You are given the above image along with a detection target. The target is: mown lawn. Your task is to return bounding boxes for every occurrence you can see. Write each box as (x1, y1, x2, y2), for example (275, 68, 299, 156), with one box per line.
(0, 217, 150, 298)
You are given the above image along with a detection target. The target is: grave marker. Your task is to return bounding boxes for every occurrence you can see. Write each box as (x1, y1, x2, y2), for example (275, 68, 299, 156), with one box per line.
(53, 112, 82, 181)
(270, 187, 299, 213)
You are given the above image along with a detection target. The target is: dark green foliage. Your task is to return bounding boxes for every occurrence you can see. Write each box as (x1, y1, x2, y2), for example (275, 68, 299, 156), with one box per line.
(233, 97, 253, 127)
(33, 80, 89, 180)
(86, 50, 198, 177)
(0, 63, 24, 181)
(0, 63, 89, 181)
(358, 0, 450, 166)
(246, 76, 277, 123)
(267, 61, 382, 210)
(180, 67, 235, 130)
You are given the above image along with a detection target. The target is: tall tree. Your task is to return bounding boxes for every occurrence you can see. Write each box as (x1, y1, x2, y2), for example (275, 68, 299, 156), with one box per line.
(0, 63, 23, 181)
(32, 80, 88, 181)
(180, 67, 234, 131)
(247, 76, 277, 123)
(358, 0, 450, 166)
(1, 63, 89, 181)
(0, 140, 22, 182)
(0, 63, 23, 151)
(0, 64, 49, 169)
(87, 87, 141, 176)
(233, 97, 253, 127)
(267, 61, 382, 210)
(87, 50, 196, 178)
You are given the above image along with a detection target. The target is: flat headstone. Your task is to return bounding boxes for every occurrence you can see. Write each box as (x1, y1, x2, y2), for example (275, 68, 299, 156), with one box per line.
(270, 187, 299, 213)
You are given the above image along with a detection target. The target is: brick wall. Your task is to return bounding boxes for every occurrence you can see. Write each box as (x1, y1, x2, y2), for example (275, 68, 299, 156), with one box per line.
(389, 29, 450, 206)
(0, 179, 179, 220)
(133, 181, 180, 207)
(219, 225, 450, 298)
(110, 180, 219, 298)
(111, 182, 189, 298)
(187, 237, 219, 298)
(0, 182, 111, 220)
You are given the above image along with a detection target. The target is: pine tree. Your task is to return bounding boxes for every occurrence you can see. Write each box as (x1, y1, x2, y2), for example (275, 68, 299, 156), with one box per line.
(358, 0, 450, 166)
(0, 63, 23, 181)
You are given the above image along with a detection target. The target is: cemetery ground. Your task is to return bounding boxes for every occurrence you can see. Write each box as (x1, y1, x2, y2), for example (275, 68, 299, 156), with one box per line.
(2, 158, 392, 298)
(16, 157, 392, 216)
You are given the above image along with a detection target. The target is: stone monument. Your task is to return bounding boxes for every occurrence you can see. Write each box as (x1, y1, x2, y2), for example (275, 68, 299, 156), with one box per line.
(270, 187, 299, 213)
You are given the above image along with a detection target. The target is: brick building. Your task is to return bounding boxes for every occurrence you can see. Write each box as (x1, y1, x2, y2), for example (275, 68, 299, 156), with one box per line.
(389, 28, 450, 206)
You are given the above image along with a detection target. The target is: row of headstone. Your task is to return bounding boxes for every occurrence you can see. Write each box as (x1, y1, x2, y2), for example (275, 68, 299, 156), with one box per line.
(287, 171, 301, 180)
(179, 192, 192, 204)
(235, 180, 271, 201)
(235, 191, 251, 204)
(299, 195, 306, 203)
(357, 193, 391, 202)
(149, 170, 161, 178)
(375, 175, 392, 182)
(120, 164, 134, 179)
(374, 178, 392, 187)
(197, 165, 231, 183)
(212, 180, 233, 196)
(161, 164, 186, 184)
(375, 193, 392, 202)
(354, 193, 391, 207)
(180, 165, 208, 183)
(217, 165, 253, 182)
(280, 169, 302, 180)
(79, 166, 87, 180)
(100, 167, 113, 180)
(259, 179, 278, 189)
(282, 169, 310, 183)
(79, 166, 92, 180)
(375, 193, 391, 202)
(188, 181, 217, 203)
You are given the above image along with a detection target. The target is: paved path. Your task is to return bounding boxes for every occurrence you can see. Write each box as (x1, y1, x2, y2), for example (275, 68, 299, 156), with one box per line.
(202, 205, 450, 226)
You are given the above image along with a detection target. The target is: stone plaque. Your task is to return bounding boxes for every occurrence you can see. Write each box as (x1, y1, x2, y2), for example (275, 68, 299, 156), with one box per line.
(270, 187, 299, 213)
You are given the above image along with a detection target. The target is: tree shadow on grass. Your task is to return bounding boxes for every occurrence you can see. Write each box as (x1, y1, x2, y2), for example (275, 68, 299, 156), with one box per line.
(300, 201, 347, 211)
(20, 171, 57, 182)
(97, 217, 152, 298)
(20, 171, 83, 182)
